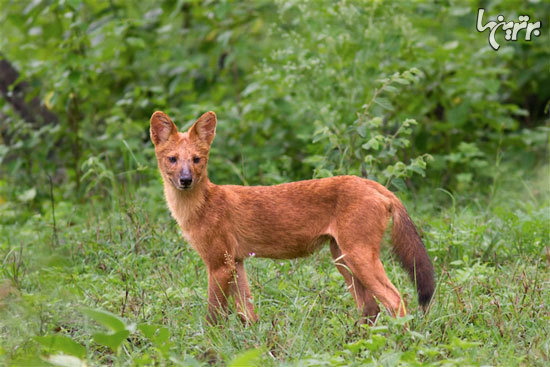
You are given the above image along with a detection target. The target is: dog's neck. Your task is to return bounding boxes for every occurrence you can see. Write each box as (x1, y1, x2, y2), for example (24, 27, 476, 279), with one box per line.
(163, 177, 213, 229)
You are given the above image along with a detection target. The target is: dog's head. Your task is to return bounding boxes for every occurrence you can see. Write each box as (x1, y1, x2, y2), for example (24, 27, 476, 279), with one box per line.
(150, 111, 217, 191)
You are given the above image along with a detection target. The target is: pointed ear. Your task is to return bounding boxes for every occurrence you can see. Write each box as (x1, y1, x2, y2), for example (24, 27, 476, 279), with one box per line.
(189, 111, 217, 146)
(150, 111, 177, 145)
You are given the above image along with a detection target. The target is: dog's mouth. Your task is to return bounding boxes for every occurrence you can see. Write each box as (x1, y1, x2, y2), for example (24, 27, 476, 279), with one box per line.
(172, 179, 192, 191)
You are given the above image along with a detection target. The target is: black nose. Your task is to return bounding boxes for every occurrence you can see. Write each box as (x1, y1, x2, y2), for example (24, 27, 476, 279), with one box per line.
(179, 177, 192, 187)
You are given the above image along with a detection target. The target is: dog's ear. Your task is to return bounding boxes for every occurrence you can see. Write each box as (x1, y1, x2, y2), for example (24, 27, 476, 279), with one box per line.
(189, 111, 217, 146)
(150, 111, 177, 145)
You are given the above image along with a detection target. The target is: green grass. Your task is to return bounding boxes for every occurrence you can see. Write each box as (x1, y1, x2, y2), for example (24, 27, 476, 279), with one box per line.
(1, 169, 549, 366)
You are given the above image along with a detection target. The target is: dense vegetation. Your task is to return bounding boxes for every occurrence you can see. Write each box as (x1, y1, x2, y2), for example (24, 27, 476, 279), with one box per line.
(0, 0, 548, 366)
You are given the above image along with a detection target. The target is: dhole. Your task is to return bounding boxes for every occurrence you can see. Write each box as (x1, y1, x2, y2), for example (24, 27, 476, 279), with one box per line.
(150, 110, 435, 325)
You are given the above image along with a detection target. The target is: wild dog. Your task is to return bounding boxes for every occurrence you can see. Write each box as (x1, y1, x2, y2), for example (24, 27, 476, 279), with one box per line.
(150, 110, 435, 325)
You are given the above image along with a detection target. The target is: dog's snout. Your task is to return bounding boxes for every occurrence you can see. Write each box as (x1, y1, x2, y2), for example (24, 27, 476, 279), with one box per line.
(179, 168, 193, 188)
(179, 176, 192, 187)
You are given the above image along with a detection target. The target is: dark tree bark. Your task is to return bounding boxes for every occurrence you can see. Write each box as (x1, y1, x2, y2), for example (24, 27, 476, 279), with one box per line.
(182, 2, 192, 30)
(0, 58, 58, 125)
(0, 112, 7, 144)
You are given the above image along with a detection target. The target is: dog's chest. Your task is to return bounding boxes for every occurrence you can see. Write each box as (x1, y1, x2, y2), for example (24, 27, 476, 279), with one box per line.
(179, 228, 193, 244)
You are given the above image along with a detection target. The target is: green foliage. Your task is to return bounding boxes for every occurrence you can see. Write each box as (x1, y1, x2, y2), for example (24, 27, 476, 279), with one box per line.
(81, 308, 132, 352)
(35, 308, 178, 364)
(308, 69, 433, 191)
(0, 167, 548, 366)
(81, 307, 128, 333)
(0, 0, 277, 197)
(34, 335, 86, 359)
(137, 324, 173, 357)
(234, 0, 548, 187)
(228, 348, 264, 367)
(0, 0, 547, 199)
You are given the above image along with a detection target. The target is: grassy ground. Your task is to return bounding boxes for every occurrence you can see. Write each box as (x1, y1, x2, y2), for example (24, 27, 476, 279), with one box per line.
(1, 167, 549, 366)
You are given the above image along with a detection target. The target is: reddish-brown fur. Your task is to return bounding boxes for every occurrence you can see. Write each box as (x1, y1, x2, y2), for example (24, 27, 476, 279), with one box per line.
(150, 110, 435, 324)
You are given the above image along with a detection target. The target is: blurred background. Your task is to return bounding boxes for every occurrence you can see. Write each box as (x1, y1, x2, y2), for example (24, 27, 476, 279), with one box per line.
(0, 0, 548, 203)
(0, 0, 549, 365)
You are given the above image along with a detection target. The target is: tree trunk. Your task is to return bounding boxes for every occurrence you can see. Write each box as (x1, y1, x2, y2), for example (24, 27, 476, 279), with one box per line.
(0, 58, 58, 125)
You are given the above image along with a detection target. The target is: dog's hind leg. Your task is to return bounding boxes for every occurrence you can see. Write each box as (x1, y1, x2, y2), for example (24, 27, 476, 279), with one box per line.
(333, 201, 406, 318)
(330, 239, 380, 324)
(337, 242, 406, 317)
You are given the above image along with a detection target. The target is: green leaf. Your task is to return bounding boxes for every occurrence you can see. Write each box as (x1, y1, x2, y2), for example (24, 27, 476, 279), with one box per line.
(457, 142, 483, 157)
(370, 325, 389, 334)
(384, 85, 399, 93)
(137, 324, 157, 339)
(228, 348, 263, 367)
(35, 335, 86, 359)
(443, 40, 459, 50)
(364, 334, 386, 352)
(367, 117, 383, 128)
(448, 337, 481, 350)
(17, 188, 36, 202)
(393, 78, 410, 85)
(407, 163, 426, 177)
(364, 155, 375, 164)
(362, 137, 380, 151)
(356, 124, 367, 138)
(44, 354, 86, 367)
(127, 37, 146, 49)
(156, 327, 170, 344)
(400, 349, 417, 363)
(302, 155, 325, 165)
(312, 128, 331, 143)
(402, 70, 415, 81)
(68, 71, 81, 86)
(242, 82, 261, 97)
(66, 0, 82, 10)
(344, 340, 366, 353)
(315, 168, 334, 178)
(93, 330, 130, 351)
(456, 173, 473, 183)
(402, 118, 417, 127)
(391, 178, 407, 191)
(409, 67, 423, 76)
(81, 308, 126, 332)
(373, 97, 393, 111)
(138, 324, 170, 345)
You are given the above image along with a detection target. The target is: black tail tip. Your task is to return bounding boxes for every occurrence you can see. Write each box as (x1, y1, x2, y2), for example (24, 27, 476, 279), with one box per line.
(418, 289, 434, 309)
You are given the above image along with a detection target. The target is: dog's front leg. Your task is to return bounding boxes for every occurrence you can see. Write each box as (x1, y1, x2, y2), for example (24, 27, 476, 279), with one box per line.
(233, 260, 258, 324)
(206, 264, 235, 325)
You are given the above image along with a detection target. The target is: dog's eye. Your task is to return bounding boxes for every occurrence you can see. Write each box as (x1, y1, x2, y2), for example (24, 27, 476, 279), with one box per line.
(193, 156, 200, 164)
(168, 156, 177, 163)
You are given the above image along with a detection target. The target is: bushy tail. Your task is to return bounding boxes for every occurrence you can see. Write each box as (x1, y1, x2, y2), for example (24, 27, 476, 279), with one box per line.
(390, 198, 435, 309)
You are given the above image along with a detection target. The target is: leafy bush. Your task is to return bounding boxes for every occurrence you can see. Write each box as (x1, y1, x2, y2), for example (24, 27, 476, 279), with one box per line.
(233, 0, 548, 188)
(307, 69, 433, 191)
(1, 0, 548, 202)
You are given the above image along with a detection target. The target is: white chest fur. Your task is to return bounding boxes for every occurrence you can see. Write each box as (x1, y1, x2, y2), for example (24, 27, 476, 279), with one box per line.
(163, 182, 204, 246)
